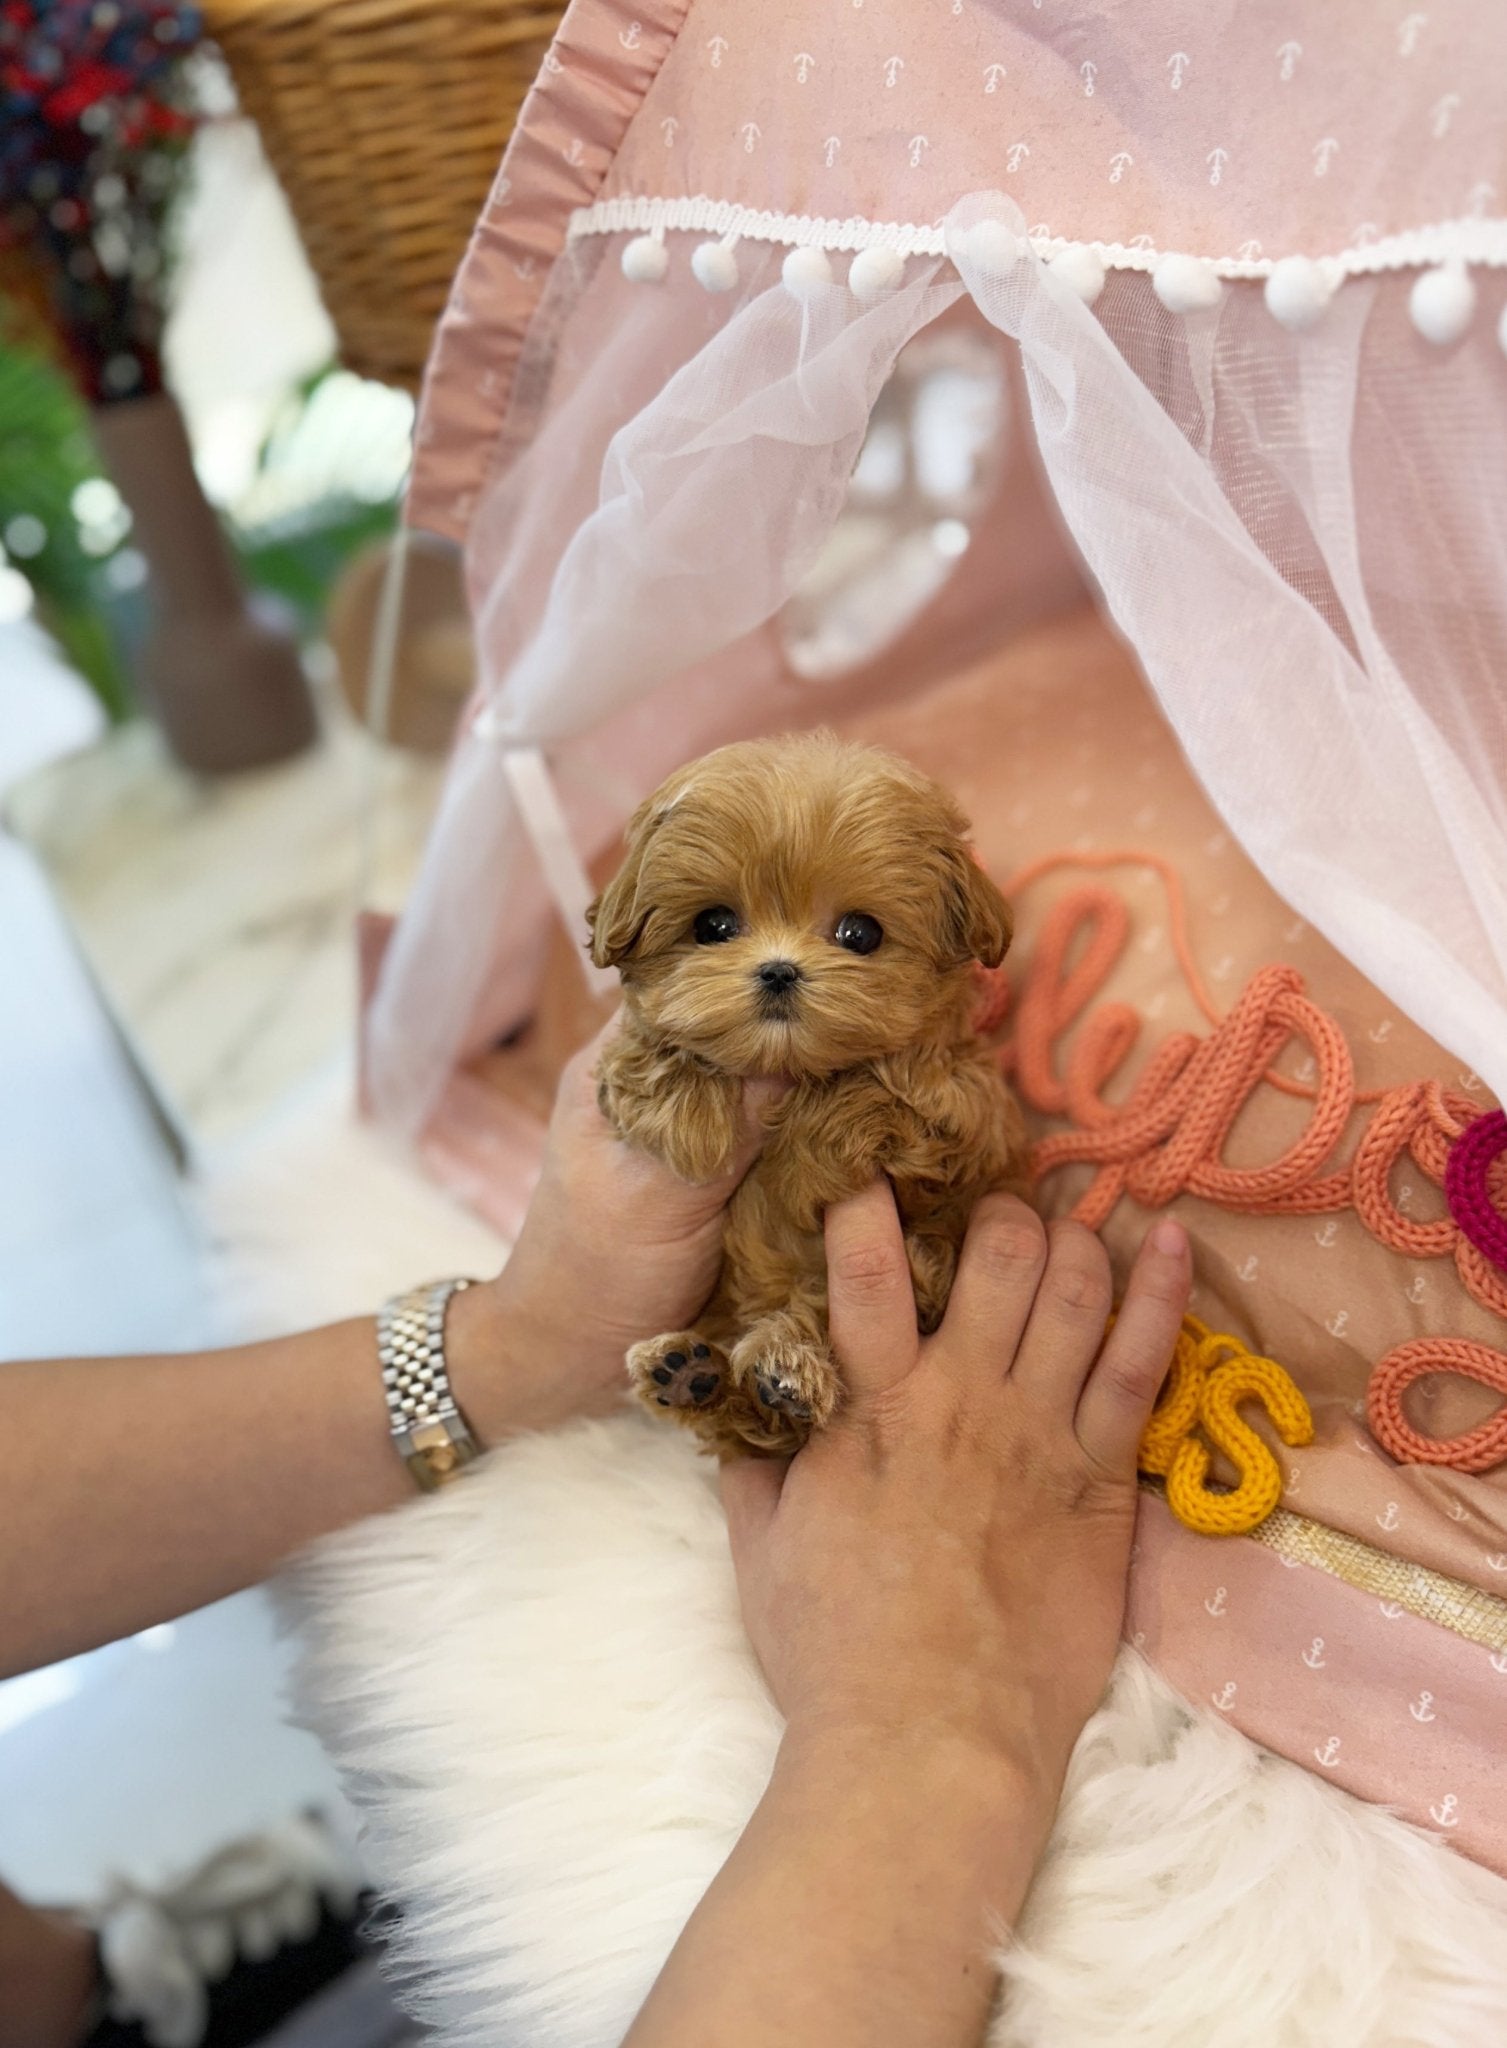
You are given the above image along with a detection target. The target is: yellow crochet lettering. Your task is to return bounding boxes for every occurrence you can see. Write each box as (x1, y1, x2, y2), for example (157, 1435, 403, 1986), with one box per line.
(1138, 1314, 1314, 1537)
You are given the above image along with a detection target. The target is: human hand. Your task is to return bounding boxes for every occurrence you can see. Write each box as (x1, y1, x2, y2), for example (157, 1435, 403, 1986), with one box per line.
(453, 1019, 785, 1442)
(721, 1185, 1189, 1815)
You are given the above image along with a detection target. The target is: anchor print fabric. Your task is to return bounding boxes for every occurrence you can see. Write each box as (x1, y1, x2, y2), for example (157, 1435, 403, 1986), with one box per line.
(610, 0, 1505, 260)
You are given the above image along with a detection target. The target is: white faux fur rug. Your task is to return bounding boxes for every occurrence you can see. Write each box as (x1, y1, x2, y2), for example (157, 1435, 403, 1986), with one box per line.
(202, 1080, 1507, 2048)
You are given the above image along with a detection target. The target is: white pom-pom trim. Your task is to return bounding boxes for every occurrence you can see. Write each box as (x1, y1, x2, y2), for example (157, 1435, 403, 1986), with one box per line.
(1047, 244, 1106, 306)
(960, 219, 1022, 280)
(1263, 254, 1332, 332)
(782, 245, 833, 298)
(621, 233, 668, 284)
(848, 244, 905, 301)
(691, 239, 740, 292)
(1409, 261, 1476, 345)
(1152, 253, 1224, 315)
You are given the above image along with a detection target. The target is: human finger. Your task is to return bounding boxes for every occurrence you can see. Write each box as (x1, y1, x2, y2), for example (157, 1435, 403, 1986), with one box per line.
(1007, 1218, 1114, 1412)
(823, 1180, 919, 1400)
(1075, 1217, 1190, 1474)
(719, 1455, 787, 1568)
(935, 1192, 1048, 1381)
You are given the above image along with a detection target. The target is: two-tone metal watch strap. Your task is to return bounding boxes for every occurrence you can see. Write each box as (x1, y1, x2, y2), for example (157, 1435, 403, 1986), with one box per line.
(377, 1278, 481, 1491)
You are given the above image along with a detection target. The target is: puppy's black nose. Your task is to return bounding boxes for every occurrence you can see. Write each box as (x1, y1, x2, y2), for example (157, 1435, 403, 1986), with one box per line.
(757, 959, 801, 994)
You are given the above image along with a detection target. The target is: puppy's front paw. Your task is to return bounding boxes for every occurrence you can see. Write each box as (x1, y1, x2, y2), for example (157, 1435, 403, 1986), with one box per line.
(628, 1333, 726, 1417)
(730, 1315, 840, 1429)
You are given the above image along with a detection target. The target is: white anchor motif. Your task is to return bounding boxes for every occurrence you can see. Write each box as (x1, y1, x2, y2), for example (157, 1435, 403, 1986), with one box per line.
(1397, 1182, 1416, 1213)
(883, 54, 905, 87)
(822, 135, 841, 167)
(1276, 1555, 1302, 1569)
(1466, 185, 1496, 219)
(1236, 1254, 1260, 1283)
(1458, 1070, 1484, 1092)
(494, 174, 512, 205)
(1486, 1553, 1507, 1573)
(1212, 1681, 1238, 1711)
(1205, 1585, 1229, 1617)
(1313, 137, 1340, 177)
(1167, 51, 1191, 89)
(907, 135, 929, 166)
(1430, 93, 1461, 139)
(1211, 954, 1235, 982)
(512, 254, 537, 280)
(740, 122, 762, 154)
(1429, 1794, 1459, 1828)
(660, 116, 679, 146)
(1369, 1019, 1393, 1044)
(1398, 12, 1429, 57)
(1377, 1501, 1401, 1533)
(1314, 1736, 1342, 1768)
(1405, 1275, 1427, 1305)
(1315, 1220, 1340, 1249)
(1302, 1637, 1327, 1669)
(1445, 1500, 1468, 1522)
(1277, 39, 1302, 81)
(1236, 238, 1263, 261)
(1082, 60, 1098, 96)
(563, 134, 584, 164)
(541, 47, 563, 72)
(1285, 1466, 1300, 1494)
(1006, 141, 1030, 171)
(706, 34, 728, 67)
(1410, 1691, 1437, 1723)
(1326, 1309, 1350, 1339)
(618, 19, 641, 48)
(1353, 221, 1380, 245)
(983, 62, 1007, 93)
(1489, 1651, 1507, 1674)
(1284, 916, 1308, 943)
(793, 51, 815, 82)
(1207, 147, 1229, 187)
(1132, 1630, 1147, 1650)
(1379, 1601, 1405, 1619)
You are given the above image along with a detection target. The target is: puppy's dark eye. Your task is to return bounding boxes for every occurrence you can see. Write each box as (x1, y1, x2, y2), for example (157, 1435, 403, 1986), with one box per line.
(834, 912, 883, 956)
(693, 906, 740, 945)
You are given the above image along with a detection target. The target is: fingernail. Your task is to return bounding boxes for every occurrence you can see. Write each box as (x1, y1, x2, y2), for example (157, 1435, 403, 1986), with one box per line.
(1152, 1218, 1187, 1256)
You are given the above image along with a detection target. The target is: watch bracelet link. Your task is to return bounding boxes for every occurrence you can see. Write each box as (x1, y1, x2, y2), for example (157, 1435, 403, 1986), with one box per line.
(377, 1277, 482, 1491)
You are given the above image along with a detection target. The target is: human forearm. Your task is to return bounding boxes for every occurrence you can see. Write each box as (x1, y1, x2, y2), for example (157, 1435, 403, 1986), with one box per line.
(625, 1730, 1050, 2048)
(0, 1281, 548, 1677)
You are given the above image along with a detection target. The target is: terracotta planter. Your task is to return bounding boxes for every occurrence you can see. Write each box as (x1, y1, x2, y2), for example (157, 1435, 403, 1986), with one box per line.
(90, 390, 316, 774)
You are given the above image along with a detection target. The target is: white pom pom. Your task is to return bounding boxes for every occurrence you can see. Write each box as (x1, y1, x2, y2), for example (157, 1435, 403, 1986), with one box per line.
(621, 234, 668, 284)
(691, 240, 739, 292)
(848, 244, 905, 301)
(1263, 254, 1332, 332)
(1046, 244, 1106, 305)
(1410, 260, 1476, 345)
(961, 218, 1022, 279)
(782, 245, 833, 298)
(1153, 252, 1224, 314)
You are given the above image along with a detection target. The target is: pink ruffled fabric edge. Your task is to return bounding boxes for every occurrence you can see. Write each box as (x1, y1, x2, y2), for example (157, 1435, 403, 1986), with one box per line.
(406, 0, 690, 542)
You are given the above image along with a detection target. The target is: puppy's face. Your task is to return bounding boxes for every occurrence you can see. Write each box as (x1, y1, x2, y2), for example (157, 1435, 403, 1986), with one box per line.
(588, 736, 1011, 1079)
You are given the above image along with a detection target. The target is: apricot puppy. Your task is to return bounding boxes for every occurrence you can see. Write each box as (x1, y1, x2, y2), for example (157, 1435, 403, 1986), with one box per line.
(588, 732, 1030, 1455)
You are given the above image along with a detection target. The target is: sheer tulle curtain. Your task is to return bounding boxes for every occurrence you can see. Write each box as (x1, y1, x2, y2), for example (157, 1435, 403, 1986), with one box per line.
(369, 193, 1507, 1134)
(369, 247, 961, 1129)
(948, 194, 1507, 1102)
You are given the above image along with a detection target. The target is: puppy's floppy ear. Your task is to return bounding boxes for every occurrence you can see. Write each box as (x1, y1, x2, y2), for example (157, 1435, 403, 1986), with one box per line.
(941, 845, 1013, 968)
(586, 794, 663, 967)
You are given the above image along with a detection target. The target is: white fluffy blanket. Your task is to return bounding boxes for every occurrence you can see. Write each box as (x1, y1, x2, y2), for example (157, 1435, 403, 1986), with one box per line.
(205, 1082, 1507, 2047)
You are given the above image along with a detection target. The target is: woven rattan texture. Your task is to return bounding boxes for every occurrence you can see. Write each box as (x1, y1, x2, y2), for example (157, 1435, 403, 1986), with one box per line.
(205, 0, 564, 386)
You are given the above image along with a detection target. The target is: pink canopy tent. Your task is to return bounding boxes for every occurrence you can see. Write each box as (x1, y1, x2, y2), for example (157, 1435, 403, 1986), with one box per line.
(354, 0, 1507, 1870)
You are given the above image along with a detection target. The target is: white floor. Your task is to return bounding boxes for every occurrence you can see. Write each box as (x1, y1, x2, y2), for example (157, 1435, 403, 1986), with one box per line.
(0, 629, 349, 1907)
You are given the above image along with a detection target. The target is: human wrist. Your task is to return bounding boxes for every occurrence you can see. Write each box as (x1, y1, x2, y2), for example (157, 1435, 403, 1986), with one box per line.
(772, 1716, 1056, 1847)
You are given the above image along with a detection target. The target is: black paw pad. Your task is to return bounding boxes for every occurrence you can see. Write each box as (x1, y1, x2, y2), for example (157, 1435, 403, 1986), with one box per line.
(692, 1344, 711, 1360)
(755, 1372, 812, 1419)
(689, 1373, 719, 1403)
(663, 1350, 687, 1369)
(651, 1366, 674, 1385)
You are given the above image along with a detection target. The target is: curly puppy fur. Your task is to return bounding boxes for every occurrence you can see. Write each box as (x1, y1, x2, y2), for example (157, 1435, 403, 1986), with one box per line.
(588, 732, 1030, 1455)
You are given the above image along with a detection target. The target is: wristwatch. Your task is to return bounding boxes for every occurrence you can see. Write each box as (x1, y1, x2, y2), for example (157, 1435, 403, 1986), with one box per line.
(377, 1278, 482, 1491)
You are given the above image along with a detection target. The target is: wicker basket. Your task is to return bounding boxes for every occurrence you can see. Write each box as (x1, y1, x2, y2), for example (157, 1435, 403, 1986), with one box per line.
(204, 0, 564, 388)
